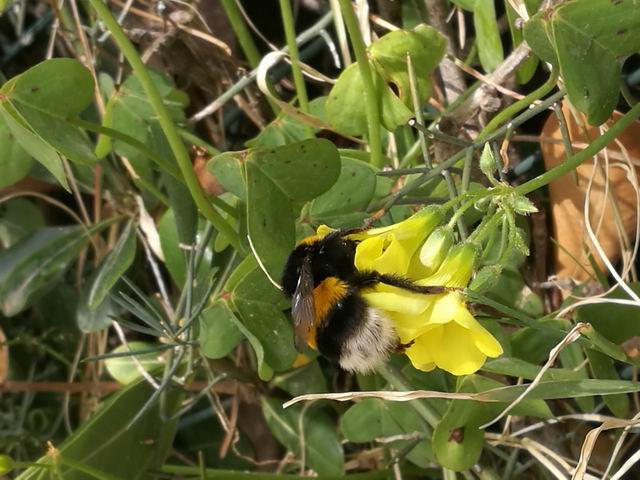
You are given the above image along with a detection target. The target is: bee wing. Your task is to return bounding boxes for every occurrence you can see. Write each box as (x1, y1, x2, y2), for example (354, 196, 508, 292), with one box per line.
(291, 257, 315, 351)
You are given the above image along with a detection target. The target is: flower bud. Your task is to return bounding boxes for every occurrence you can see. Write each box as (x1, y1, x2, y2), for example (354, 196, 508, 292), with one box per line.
(419, 226, 454, 273)
(419, 242, 478, 288)
(0, 455, 14, 475)
(353, 206, 443, 276)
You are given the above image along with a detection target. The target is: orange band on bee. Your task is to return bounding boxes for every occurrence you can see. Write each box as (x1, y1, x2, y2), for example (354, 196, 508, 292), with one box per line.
(298, 234, 322, 246)
(307, 277, 349, 349)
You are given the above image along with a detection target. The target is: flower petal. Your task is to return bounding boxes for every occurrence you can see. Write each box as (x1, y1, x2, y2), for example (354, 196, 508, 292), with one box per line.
(405, 330, 439, 372)
(363, 288, 433, 315)
(354, 236, 385, 271)
(452, 308, 503, 357)
(420, 322, 488, 375)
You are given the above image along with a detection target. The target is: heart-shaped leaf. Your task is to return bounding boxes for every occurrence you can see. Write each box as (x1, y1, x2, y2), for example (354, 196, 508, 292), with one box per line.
(262, 398, 344, 476)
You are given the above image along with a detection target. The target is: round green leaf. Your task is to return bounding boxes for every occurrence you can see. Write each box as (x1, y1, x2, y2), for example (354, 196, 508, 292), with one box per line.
(105, 341, 165, 384)
(4, 58, 94, 117)
(199, 301, 245, 359)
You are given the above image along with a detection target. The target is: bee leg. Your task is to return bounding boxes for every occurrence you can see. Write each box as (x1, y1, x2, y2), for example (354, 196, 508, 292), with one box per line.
(395, 339, 415, 353)
(355, 271, 447, 294)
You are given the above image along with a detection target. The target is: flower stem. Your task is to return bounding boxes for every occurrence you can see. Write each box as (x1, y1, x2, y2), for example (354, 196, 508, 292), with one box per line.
(279, 0, 313, 137)
(478, 70, 558, 140)
(221, 0, 261, 67)
(338, 0, 383, 168)
(515, 100, 640, 195)
(87, 0, 241, 252)
(377, 364, 440, 429)
(221, 0, 279, 116)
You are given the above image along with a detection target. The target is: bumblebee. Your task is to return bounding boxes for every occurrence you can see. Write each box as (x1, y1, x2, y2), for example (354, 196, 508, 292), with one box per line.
(281, 228, 443, 373)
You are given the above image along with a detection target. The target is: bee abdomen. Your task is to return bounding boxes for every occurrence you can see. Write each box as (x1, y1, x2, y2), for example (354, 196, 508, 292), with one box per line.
(338, 307, 396, 373)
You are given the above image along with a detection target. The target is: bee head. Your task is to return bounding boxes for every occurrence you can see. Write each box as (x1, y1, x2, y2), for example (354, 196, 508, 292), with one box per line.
(281, 243, 313, 297)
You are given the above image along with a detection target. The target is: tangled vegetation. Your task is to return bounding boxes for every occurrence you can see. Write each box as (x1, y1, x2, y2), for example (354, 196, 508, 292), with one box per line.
(1, 0, 640, 479)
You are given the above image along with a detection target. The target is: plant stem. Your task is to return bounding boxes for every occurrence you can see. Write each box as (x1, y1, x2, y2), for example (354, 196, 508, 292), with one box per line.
(376, 364, 440, 429)
(515, 100, 640, 195)
(221, 0, 279, 115)
(161, 465, 391, 479)
(279, 0, 313, 137)
(478, 70, 558, 140)
(87, 0, 241, 252)
(221, 0, 261, 67)
(338, 0, 383, 168)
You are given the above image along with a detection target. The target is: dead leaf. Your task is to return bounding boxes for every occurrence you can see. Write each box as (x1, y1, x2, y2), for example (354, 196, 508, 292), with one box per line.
(0, 328, 8, 384)
(192, 146, 225, 196)
(541, 101, 640, 283)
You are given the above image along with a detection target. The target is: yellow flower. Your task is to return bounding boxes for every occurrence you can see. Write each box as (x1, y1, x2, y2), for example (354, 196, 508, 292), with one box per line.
(361, 241, 503, 375)
(352, 206, 443, 277)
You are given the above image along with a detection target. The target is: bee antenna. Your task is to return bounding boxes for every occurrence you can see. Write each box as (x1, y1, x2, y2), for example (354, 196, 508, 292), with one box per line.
(247, 235, 283, 291)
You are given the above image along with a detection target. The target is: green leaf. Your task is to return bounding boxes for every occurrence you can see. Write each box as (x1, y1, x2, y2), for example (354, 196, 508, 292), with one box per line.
(246, 139, 340, 278)
(233, 298, 296, 373)
(88, 221, 137, 310)
(483, 357, 576, 381)
(474, 0, 504, 72)
(552, 17, 619, 126)
(16, 378, 181, 480)
(2, 58, 93, 117)
(1, 59, 97, 165)
(231, 266, 296, 378)
(101, 71, 186, 174)
(0, 117, 34, 188)
(449, 0, 475, 11)
(309, 156, 377, 227)
(369, 24, 446, 106)
(506, 0, 542, 84)
(525, 0, 640, 125)
(0, 198, 45, 248)
(270, 361, 328, 397)
(105, 341, 165, 384)
(327, 24, 445, 135)
(474, 379, 640, 402)
(0, 223, 108, 316)
(326, 64, 368, 136)
(164, 172, 198, 247)
(199, 301, 244, 359)
(559, 343, 595, 412)
(341, 398, 433, 467)
(207, 151, 247, 200)
(433, 375, 551, 471)
(262, 398, 344, 476)
(0, 105, 69, 190)
(341, 399, 385, 442)
(246, 163, 296, 279)
(576, 283, 640, 344)
(587, 349, 630, 418)
(246, 97, 325, 147)
(77, 289, 115, 332)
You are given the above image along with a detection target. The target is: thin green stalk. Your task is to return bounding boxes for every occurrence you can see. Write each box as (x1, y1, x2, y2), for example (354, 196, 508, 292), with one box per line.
(279, 0, 313, 137)
(338, 0, 383, 168)
(478, 70, 558, 140)
(87, 0, 241, 252)
(161, 465, 391, 479)
(221, 0, 261, 67)
(69, 118, 182, 180)
(377, 364, 440, 429)
(57, 456, 120, 480)
(515, 100, 640, 195)
(221, 0, 279, 115)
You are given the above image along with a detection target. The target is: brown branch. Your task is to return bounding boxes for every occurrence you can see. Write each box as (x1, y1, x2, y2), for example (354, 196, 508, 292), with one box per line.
(424, 0, 466, 103)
